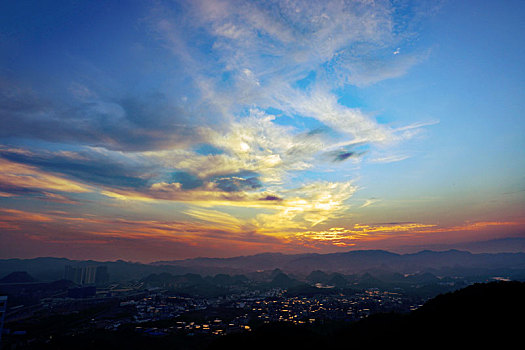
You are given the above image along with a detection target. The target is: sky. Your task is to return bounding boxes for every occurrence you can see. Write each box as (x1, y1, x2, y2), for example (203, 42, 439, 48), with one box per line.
(0, 0, 524, 262)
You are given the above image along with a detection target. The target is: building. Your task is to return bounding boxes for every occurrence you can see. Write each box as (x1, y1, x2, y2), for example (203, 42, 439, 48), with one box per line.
(0, 296, 7, 343)
(64, 265, 109, 285)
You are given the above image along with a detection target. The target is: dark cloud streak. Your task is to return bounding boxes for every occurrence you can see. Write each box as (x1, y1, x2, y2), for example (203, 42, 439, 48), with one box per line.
(324, 149, 366, 162)
(0, 149, 154, 189)
(260, 195, 283, 201)
(0, 84, 204, 152)
(214, 175, 262, 192)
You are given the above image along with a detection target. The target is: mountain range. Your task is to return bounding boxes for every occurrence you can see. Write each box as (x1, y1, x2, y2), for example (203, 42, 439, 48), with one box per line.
(154, 249, 525, 274)
(1, 249, 525, 282)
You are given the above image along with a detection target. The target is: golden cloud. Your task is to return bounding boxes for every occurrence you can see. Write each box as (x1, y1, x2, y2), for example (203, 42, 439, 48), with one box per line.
(0, 158, 92, 194)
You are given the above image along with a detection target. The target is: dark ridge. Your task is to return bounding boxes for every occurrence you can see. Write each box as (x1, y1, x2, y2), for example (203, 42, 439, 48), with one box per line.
(0, 271, 36, 284)
(208, 281, 525, 349)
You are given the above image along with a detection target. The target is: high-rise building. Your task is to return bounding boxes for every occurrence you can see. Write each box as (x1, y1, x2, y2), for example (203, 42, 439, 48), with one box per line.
(95, 266, 109, 285)
(0, 296, 7, 343)
(64, 265, 109, 285)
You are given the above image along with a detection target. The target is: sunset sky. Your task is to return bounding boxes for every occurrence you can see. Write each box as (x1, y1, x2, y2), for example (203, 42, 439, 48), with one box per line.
(0, 0, 524, 262)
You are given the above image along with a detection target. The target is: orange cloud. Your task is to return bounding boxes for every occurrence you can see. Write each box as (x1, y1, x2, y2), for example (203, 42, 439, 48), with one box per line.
(0, 158, 91, 194)
(0, 208, 281, 251)
(298, 220, 525, 250)
(101, 182, 283, 207)
(290, 223, 437, 247)
(0, 208, 54, 223)
(412, 221, 524, 233)
(2, 204, 523, 260)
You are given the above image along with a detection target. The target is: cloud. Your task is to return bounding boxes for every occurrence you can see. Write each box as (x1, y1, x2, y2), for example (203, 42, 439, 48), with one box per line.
(260, 195, 282, 201)
(360, 198, 381, 208)
(254, 180, 357, 231)
(0, 147, 155, 190)
(0, 0, 440, 257)
(1, 0, 431, 177)
(154, 109, 322, 184)
(0, 157, 92, 196)
(95, 178, 357, 236)
(146, 0, 429, 147)
(410, 221, 525, 234)
(291, 222, 437, 248)
(2, 0, 432, 157)
(0, 81, 206, 152)
(169, 171, 204, 190)
(183, 207, 245, 231)
(369, 154, 410, 163)
(333, 152, 356, 162)
(323, 146, 366, 163)
(0, 207, 284, 258)
(214, 175, 262, 192)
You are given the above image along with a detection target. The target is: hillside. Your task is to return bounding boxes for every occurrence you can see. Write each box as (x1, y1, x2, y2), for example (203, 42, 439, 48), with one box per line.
(209, 281, 525, 349)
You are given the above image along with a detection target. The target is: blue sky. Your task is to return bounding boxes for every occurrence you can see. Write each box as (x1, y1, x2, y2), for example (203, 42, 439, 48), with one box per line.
(0, 0, 524, 261)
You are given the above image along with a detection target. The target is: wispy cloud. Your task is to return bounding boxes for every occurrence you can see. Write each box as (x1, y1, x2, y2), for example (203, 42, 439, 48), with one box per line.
(0, 157, 92, 196)
(291, 223, 437, 248)
(369, 154, 410, 164)
(360, 198, 381, 208)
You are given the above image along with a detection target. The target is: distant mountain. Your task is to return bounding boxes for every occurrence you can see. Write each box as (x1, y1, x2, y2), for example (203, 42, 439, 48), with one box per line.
(283, 250, 400, 272)
(411, 237, 525, 254)
(153, 252, 311, 271)
(153, 249, 525, 274)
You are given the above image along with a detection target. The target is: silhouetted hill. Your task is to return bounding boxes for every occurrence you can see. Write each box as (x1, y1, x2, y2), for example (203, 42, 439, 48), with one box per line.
(0, 257, 72, 281)
(211, 273, 248, 286)
(268, 272, 302, 288)
(413, 280, 525, 321)
(209, 281, 525, 349)
(336, 280, 525, 346)
(140, 272, 236, 297)
(306, 270, 329, 283)
(285, 250, 401, 273)
(0, 271, 36, 283)
(327, 273, 348, 288)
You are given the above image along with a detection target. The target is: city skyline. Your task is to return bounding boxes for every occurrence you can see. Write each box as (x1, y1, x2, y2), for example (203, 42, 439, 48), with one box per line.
(0, 0, 524, 262)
